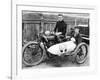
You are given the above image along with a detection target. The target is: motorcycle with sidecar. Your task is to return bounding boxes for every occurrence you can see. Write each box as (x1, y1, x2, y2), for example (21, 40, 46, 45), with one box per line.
(22, 31, 88, 66)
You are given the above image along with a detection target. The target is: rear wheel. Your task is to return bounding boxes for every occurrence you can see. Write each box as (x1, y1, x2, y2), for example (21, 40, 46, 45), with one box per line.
(22, 41, 45, 66)
(75, 43, 88, 64)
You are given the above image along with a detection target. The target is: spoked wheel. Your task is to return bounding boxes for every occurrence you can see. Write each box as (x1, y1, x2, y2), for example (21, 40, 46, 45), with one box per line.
(75, 43, 88, 64)
(22, 41, 45, 66)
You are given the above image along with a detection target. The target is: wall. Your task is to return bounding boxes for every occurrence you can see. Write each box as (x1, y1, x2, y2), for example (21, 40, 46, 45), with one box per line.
(22, 12, 89, 41)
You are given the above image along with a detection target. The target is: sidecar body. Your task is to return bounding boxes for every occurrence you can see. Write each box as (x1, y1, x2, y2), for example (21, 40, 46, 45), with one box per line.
(47, 40, 76, 56)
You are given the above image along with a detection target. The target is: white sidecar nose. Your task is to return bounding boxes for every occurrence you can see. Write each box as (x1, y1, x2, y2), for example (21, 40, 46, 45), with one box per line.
(47, 44, 61, 55)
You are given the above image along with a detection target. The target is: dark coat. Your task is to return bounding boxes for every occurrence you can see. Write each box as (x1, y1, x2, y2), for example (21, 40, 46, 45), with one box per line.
(54, 20, 67, 35)
(74, 33, 82, 45)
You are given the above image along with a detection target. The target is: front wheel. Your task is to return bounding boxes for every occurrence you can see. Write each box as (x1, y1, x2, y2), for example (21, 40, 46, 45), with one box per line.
(22, 41, 45, 66)
(75, 43, 88, 64)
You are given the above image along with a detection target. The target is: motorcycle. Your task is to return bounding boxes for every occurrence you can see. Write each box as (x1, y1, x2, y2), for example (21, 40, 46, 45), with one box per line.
(22, 31, 88, 66)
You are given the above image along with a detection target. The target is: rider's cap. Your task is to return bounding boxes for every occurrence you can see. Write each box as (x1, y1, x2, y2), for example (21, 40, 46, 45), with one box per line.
(58, 14, 63, 17)
(74, 26, 80, 30)
(74, 26, 79, 29)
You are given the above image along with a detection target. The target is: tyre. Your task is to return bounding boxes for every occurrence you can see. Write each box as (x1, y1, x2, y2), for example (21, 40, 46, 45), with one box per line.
(22, 41, 45, 66)
(75, 43, 88, 64)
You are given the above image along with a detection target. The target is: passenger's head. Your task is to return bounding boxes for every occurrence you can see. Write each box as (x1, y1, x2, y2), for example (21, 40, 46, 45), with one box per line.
(58, 14, 64, 21)
(74, 27, 80, 34)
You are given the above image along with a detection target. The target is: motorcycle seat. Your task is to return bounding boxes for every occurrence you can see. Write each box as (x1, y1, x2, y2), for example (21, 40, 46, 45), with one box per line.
(46, 35, 55, 40)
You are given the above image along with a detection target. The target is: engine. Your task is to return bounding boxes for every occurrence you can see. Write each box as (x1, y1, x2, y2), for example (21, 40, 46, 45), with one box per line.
(40, 31, 57, 48)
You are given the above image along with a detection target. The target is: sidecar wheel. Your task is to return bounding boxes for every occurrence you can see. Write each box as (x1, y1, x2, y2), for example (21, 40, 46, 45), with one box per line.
(22, 41, 45, 66)
(75, 43, 88, 64)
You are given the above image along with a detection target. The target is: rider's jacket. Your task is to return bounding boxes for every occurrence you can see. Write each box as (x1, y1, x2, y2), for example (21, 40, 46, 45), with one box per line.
(54, 20, 67, 36)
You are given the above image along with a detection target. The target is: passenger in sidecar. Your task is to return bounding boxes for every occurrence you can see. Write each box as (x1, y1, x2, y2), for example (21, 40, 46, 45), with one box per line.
(47, 27, 82, 56)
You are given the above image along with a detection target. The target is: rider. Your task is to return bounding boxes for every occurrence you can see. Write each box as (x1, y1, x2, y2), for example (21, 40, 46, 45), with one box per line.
(54, 14, 67, 36)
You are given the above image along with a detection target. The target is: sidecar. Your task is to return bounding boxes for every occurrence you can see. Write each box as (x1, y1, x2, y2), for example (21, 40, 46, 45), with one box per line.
(47, 41, 88, 64)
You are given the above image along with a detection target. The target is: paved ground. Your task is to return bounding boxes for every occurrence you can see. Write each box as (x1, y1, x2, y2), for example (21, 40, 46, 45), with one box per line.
(23, 54, 89, 69)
